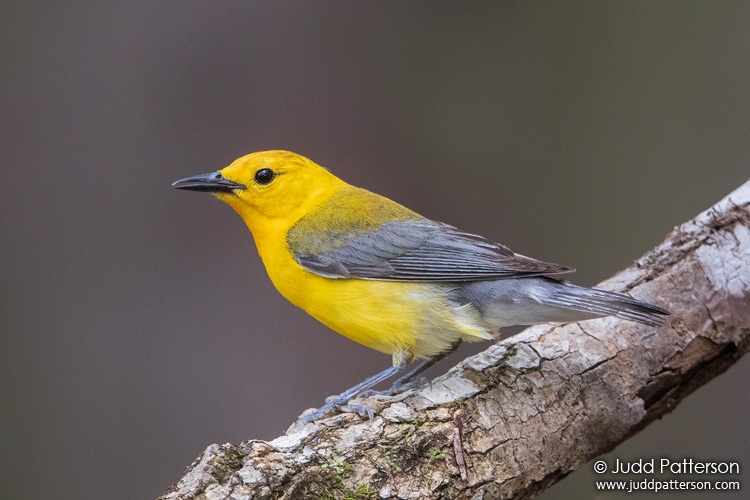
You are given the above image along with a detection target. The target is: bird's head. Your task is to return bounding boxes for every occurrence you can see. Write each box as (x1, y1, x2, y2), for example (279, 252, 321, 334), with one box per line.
(173, 150, 345, 230)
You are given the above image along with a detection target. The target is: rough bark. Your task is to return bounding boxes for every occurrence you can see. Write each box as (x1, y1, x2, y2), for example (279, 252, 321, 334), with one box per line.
(161, 181, 750, 500)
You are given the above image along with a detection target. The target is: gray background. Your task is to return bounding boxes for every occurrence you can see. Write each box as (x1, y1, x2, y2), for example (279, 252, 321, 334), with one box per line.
(1, 2, 748, 499)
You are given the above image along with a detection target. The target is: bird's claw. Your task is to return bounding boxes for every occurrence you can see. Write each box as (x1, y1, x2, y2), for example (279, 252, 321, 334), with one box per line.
(339, 403, 374, 420)
(299, 395, 374, 423)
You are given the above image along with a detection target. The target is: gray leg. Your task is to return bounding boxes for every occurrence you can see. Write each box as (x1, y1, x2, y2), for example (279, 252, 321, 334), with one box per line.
(371, 341, 463, 397)
(299, 364, 405, 422)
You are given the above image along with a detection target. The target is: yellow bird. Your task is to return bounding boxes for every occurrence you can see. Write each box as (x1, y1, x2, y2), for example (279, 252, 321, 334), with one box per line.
(173, 150, 667, 421)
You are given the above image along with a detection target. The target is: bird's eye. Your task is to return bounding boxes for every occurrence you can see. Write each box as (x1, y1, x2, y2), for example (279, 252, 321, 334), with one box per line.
(254, 168, 275, 185)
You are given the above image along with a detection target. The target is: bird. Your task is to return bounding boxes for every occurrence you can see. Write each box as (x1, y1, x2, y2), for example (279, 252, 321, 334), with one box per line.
(173, 150, 668, 421)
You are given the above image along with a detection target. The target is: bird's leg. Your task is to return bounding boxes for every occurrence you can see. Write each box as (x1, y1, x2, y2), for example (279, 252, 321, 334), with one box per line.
(299, 362, 407, 423)
(368, 340, 463, 397)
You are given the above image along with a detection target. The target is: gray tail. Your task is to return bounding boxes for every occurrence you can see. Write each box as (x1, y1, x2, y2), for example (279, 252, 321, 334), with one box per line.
(545, 282, 670, 327)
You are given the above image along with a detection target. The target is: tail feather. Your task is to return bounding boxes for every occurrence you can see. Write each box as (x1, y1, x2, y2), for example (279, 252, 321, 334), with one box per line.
(459, 277, 670, 328)
(544, 283, 669, 327)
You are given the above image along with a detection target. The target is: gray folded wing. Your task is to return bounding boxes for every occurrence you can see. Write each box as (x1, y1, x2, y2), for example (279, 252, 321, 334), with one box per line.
(290, 219, 575, 281)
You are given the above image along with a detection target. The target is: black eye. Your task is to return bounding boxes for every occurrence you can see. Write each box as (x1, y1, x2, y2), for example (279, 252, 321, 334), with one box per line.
(254, 168, 275, 185)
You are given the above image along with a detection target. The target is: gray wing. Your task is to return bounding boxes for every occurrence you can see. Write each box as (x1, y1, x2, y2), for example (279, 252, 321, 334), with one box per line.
(292, 219, 575, 281)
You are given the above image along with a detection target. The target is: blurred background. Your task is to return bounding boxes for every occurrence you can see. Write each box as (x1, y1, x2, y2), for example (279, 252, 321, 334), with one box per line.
(1, 2, 748, 499)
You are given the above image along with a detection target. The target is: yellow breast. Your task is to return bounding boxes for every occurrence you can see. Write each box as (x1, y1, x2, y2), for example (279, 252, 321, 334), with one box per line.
(255, 230, 425, 354)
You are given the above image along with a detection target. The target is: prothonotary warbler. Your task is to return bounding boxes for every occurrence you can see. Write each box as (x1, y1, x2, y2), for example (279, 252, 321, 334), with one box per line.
(173, 150, 668, 421)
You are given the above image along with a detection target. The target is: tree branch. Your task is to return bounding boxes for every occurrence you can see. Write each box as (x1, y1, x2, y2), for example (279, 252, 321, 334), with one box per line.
(161, 180, 750, 500)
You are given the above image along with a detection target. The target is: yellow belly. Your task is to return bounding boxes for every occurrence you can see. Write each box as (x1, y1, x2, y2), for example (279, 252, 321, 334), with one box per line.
(258, 243, 489, 358)
(276, 263, 430, 354)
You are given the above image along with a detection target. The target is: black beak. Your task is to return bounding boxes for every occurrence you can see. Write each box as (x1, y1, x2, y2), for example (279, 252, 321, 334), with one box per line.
(172, 172, 246, 193)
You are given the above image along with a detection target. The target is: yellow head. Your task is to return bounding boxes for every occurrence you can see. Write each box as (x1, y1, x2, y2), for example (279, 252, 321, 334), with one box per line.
(173, 150, 346, 233)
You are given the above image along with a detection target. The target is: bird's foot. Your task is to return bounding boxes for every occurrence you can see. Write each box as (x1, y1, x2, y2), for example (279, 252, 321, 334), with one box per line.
(296, 363, 407, 423)
(298, 394, 374, 423)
